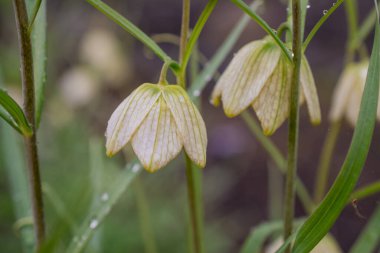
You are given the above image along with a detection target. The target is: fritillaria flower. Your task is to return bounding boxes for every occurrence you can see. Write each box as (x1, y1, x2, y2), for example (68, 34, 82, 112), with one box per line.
(211, 36, 321, 135)
(106, 83, 207, 172)
(329, 61, 380, 126)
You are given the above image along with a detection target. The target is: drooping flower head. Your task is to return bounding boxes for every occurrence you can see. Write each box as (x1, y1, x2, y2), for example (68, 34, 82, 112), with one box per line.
(106, 83, 207, 172)
(211, 36, 321, 135)
(329, 61, 380, 126)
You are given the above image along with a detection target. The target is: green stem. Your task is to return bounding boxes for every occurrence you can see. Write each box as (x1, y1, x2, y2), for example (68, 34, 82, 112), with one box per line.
(180, 0, 218, 86)
(241, 112, 314, 213)
(350, 181, 380, 201)
(13, 0, 45, 249)
(185, 155, 204, 253)
(314, 121, 341, 203)
(345, 0, 359, 62)
(284, 0, 302, 248)
(133, 177, 158, 253)
(230, 0, 293, 61)
(303, 0, 345, 52)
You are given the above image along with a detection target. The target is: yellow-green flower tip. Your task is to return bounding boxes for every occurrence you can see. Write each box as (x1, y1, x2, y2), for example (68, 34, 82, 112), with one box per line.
(105, 83, 207, 172)
(211, 37, 321, 134)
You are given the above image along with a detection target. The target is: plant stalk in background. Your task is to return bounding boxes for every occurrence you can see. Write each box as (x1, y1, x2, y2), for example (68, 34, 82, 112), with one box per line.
(12, 0, 45, 249)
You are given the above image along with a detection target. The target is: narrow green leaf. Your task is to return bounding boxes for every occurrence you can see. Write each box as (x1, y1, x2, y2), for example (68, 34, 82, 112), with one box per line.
(292, 18, 380, 253)
(0, 89, 32, 136)
(31, 0, 47, 127)
(230, 0, 293, 60)
(86, 0, 177, 69)
(349, 205, 380, 253)
(350, 181, 380, 201)
(181, 0, 218, 74)
(188, 0, 261, 99)
(65, 160, 141, 253)
(0, 124, 34, 253)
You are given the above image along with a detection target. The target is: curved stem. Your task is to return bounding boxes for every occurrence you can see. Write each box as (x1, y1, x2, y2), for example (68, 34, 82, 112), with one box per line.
(13, 0, 45, 249)
(231, 0, 293, 61)
(284, 0, 302, 249)
(314, 121, 341, 203)
(303, 0, 345, 52)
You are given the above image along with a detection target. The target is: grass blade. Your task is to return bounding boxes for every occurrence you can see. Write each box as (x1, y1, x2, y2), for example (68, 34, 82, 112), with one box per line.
(0, 89, 32, 136)
(292, 18, 380, 253)
(65, 160, 142, 253)
(0, 124, 34, 253)
(349, 205, 380, 253)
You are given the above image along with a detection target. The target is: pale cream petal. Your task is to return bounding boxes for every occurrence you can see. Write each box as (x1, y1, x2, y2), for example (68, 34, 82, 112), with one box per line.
(131, 97, 183, 172)
(252, 56, 292, 135)
(210, 40, 265, 107)
(163, 85, 207, 167)
(329, 65, 358, 122)
(220, 40, 282, 117)
(300, 56, 321, 125)
(105, 83, 161, 156)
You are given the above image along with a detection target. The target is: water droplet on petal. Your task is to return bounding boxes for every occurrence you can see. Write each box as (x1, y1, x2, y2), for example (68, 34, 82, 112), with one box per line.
(89, 219, 98, 229)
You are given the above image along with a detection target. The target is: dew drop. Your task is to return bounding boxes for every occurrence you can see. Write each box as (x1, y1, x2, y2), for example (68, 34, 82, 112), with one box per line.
(306, 4, 311, 9)
(323, 10, 328, 15)
(132, 164, 140, 173)
(89, 219, 98, 229)
(332, 2, 336, 6)
(193, 90, 201, 97)
(100, 192, 109, 202)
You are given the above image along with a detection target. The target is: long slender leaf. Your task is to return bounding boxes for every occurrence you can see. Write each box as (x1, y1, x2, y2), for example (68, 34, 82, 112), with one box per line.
(292, 18, 380, 253)
(0, 124, 34, 253)
(349, 205, 380, 253)
(86, 0, 179, 71)
(65, 160, 142, 253)
(0, 89, 32, 136)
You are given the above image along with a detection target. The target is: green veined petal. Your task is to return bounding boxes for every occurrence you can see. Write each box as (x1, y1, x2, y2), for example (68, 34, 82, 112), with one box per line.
(106, 83, 161, 156)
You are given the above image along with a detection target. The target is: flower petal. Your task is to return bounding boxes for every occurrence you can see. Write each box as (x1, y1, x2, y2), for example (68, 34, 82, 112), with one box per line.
(216, 40, 281, 117)
(252, 56, 292, 135)
(329, 65, 358, 122)
(105, 83, 161, 156)
(345, 81, 363, 127)
(163, 85, 207, 167)
(132, 97, 183, 172)
(300, 56, 321, 125)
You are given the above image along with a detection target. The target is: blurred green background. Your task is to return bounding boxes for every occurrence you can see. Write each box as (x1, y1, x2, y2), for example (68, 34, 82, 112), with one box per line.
(0, 0, 379, 252)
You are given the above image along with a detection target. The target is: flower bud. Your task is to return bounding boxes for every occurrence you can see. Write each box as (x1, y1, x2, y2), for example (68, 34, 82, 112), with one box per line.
(211, 37, 321, 135)
(106, 83, 207, 172)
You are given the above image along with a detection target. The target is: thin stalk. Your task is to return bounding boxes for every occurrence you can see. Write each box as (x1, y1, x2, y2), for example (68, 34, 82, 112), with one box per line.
(345, 0, 359, 62)
(314, 121, 342, 203)
(13, 0, 45, 249)
(178, 1, 204, 252)
(303, 0, 345, 52)
(133, 177, 158, 253)
(185, 155, 204, 253)
(241, 112, 314, 213)
(284, 0, 302, 249)
(350, 181, 380, 201)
